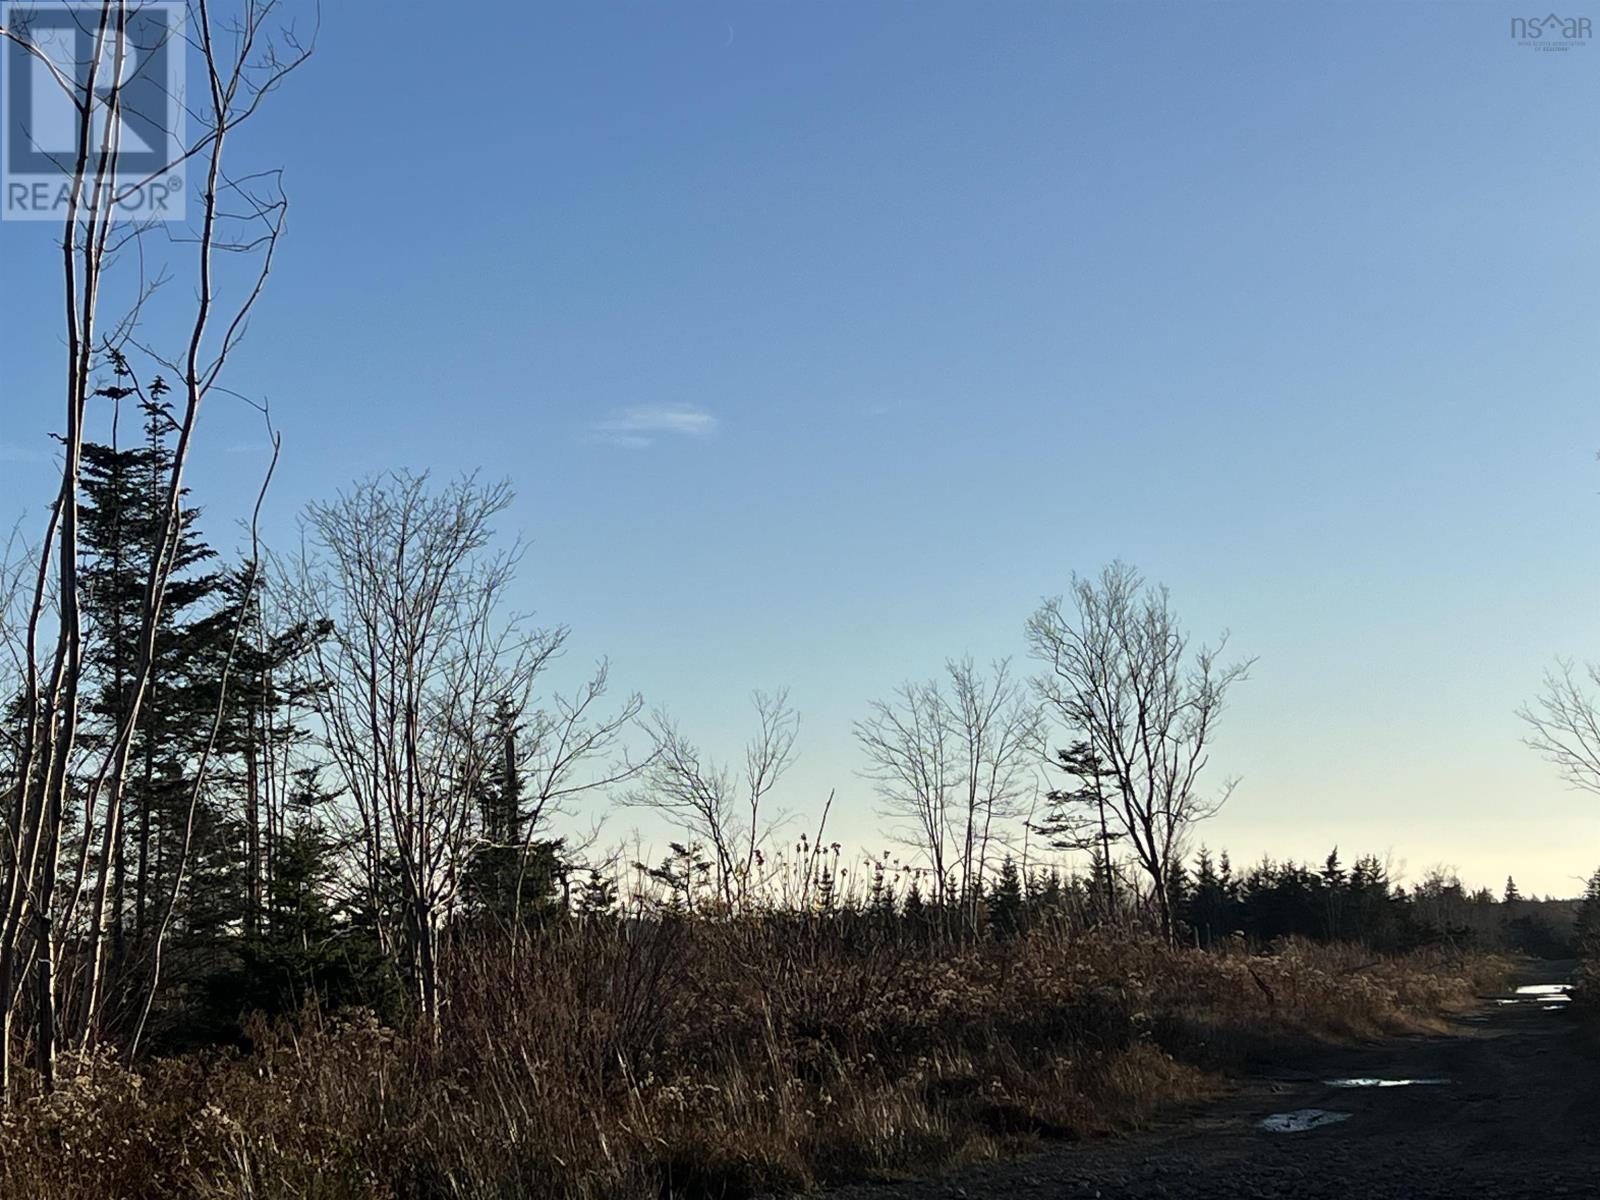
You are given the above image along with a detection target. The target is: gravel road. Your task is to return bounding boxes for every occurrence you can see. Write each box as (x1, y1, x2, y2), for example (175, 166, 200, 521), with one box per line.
(818, 961, 1600, 1200)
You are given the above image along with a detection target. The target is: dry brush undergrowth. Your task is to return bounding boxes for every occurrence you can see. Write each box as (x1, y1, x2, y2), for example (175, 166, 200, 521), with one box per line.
(0, 921, 1508, 1200)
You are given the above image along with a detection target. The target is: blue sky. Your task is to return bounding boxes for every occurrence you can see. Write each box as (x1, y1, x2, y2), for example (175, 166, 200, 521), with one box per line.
(2, 2, 1598, 894)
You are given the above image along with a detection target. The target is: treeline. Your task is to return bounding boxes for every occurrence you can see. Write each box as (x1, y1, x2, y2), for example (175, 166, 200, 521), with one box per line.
(2, 424, 1585, 1067)
(728, 848, 1582, 961)
(1178, 850, 1578, 957)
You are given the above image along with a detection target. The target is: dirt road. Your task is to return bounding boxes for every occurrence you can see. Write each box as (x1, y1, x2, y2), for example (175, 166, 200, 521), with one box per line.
(822, 961, 1600, 1199)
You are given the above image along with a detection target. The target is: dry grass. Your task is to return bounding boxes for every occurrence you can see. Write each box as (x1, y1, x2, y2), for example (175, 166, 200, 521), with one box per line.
(0, 922, 1509, 1200)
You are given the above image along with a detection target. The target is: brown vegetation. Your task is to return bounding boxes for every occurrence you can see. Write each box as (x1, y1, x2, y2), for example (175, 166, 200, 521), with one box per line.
(0, 921, 1507, 1200)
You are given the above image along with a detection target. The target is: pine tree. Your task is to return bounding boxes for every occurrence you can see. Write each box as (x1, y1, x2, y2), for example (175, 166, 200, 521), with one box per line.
(576, 870, 618, 919)
(989, 855, 1025, 937)
(78, 403, 229, 963)
(205, 816, 398, 1036)
(1346, 854, 1387, 945)
(641, 843, 711, 911)
(1503, 876, 1523, 905)
(1165, 856, 1190, 940)
(464, 701, 525, 922)
(1028, 867, 1065, 924)
(1574, 869, 1600, 958)
(210, 571, 331, 939)
(1187, 847, 1225, 948)
(1088, 847, 1118, 924)
(866, 860, 895, 925)
(902, 878, 927, 930)
(1033, 740, 1121, 916)
(1320, 848, 1346, 941)
(265, 818, 339, 946)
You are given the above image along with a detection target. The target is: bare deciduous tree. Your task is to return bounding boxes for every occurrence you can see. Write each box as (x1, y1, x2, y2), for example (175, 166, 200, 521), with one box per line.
(1520, 660, 1600, 795)
(0, 0, 311, 1092)
(0, 533, 29, 845)
(630, 691, 798, 912)
(854, 657, 1037, 926)
(0, 530, 28, 708)
(288, 472, 560, 1029)
(502, 660, 650, 925)
(1026, 563, 1251, 941)
(518, 661, 647, 839)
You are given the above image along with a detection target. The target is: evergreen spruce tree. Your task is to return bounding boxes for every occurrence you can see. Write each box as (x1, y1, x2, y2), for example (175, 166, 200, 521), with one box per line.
(1358, 854, 1424, 951)
(989, 855, 1025, 937)
(1187, 847, 1224, 948)
(464, 700, 524, 922)
(642, 843, 711, 911)
(462, 702, 568, 927)
(1165, 856, 1190, 941)
(1087, 847, 1117, 924)
(211, 571, 331, 939)
(78, 406, 336, 1041)
(203, 816, 400, 1035)
(866, 860, 896, 926)
(576, 869, 619, 919)
(1039, 867, 1065, 920)
(1026, 867, 1066, 925)
(1574, 869, 1600, 958)
(78, 402, 228, 965)
(1320, 848, 1346, 941)
(902, 878, 927, 932)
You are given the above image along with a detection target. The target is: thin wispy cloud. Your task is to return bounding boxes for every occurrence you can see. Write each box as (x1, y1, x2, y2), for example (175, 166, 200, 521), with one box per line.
(586, 405, 720, 448)
(863, 399, 915, 418)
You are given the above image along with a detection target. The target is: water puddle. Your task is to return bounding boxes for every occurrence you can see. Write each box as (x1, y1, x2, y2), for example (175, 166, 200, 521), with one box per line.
(1514, 984, 1572, 999)
(1259, 1109, 1353, 1133)
(1495, 984, 1573, 1007)
(1322, 1077, 1449, 1088)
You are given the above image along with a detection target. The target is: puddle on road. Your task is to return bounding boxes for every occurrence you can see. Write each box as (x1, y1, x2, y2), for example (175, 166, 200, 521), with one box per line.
(1495, 985, 1573, 1007)
(1260, 1109, 1353, 1133)
(1262, 984, 1571, 1136)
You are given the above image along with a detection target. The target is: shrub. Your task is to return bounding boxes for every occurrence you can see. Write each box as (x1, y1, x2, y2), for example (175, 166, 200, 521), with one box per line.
(0, 922, 1506, 1200)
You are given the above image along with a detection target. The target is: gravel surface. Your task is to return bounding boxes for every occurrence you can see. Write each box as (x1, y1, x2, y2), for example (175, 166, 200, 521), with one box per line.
(816, 961, 1600, 1199)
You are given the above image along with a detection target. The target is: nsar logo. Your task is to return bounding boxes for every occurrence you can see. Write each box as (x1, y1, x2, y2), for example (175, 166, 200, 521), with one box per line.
(1510, 12, 1592, 50)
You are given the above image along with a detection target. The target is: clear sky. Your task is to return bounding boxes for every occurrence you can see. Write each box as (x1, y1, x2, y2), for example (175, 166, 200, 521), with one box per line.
(2, 2, 1598, 895)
